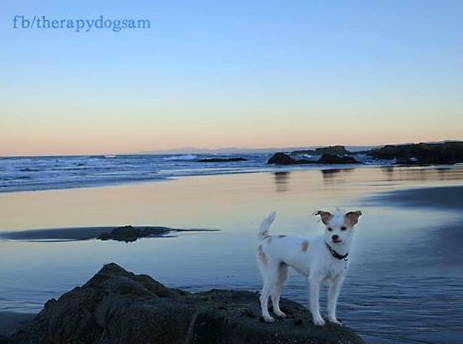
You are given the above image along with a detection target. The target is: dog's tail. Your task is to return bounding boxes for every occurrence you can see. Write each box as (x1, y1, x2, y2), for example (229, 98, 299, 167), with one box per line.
(258, 211, 276, 240)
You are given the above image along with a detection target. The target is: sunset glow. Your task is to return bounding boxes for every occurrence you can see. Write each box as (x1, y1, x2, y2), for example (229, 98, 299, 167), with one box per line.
(1, 1, 462, 156)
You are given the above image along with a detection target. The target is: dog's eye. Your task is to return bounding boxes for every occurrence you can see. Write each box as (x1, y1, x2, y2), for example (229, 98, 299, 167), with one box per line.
(327, 227, 333, 232)
(341, 226, 347, 231)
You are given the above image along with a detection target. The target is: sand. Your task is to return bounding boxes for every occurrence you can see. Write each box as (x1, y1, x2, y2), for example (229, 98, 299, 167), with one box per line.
(1, 184, 462, 343)
(367, 185, 463, 210)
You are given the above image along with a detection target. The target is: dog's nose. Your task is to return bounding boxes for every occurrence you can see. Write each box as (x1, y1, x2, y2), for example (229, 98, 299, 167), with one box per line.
(332, 235, 339, 241)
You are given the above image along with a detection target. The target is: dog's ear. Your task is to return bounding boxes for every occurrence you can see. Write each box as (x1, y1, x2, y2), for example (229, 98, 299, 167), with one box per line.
(344, 211, 362, 226)
(313, 210, 333, 225)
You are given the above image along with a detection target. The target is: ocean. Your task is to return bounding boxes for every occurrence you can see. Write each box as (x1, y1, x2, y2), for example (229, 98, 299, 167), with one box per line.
(0, 153, 374, 193)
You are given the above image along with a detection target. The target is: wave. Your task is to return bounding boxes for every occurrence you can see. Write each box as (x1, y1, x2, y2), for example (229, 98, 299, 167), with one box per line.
(162, 154, 198, 161)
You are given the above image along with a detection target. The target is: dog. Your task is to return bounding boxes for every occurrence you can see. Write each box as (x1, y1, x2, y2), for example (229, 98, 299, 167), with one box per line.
(256, 209, 362, 326)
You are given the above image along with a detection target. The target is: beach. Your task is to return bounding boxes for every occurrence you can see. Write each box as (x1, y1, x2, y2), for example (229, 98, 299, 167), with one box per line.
(1, 165, 462, 343)
(2, 0, 462, 341)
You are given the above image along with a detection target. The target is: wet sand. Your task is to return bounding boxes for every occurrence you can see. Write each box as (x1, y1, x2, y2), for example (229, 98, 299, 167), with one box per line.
(1, 184, 462, 344)
(2, 184, 460, 242)
(366, 185, 463, 210)
(368, 185, 463, 272)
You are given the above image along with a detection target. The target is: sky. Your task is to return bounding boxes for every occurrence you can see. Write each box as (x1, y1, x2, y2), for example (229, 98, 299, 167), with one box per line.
(1, 0, 462, 156)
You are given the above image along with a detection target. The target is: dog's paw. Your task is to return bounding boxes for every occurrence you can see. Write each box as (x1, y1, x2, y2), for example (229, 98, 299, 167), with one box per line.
(328, 318, 343, 326)
(312, 317, 326, 326)
(263, 315, 275, 323)
(274, 310, 286, 318)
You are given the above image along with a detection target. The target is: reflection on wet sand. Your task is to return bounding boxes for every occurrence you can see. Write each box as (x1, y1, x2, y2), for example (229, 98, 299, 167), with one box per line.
(273, 171, 291, 193)
(379, 164, 463, 182)
(320, 168, 355, 184)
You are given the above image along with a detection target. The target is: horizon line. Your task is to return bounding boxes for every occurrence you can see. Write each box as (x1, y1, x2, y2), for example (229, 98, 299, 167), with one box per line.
(1, 139, 461, 158)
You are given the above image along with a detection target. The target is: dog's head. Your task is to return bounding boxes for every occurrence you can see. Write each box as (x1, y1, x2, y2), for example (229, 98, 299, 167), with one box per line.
(314, 209, 362, 245)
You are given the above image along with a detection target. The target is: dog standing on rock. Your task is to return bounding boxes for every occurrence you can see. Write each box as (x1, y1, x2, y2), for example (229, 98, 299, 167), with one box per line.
(256, 209, 362, 326)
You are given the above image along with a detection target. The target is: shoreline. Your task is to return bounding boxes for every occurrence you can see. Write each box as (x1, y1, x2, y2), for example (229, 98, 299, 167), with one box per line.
(0, 161, 388, 195)
(1, 161, 462, 195)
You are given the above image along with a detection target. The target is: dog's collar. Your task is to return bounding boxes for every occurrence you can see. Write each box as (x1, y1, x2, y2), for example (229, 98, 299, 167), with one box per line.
(325, 242, 348, 260)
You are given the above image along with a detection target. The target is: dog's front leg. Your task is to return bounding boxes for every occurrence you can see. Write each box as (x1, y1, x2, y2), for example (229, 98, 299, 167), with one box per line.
(308, 276, 325, 326)
(327, 275, 344, 325)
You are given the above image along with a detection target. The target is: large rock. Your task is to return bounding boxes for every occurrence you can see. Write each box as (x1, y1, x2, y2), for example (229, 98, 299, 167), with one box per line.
(292, 145, 351, 156)
(267, 152, 359, 165)
(13, 263, 366, 344)
(267, 153, 313, 165)
(367, 141, 463, 164)
(315, 145, 351, 155)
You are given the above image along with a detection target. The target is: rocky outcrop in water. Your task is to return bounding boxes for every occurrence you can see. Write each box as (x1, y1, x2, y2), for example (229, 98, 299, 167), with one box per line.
(267, 153, 313, 165)
(267, 152, 359, 165)
(292, 145, 351, 156)
(12, 263, 365, 344)
(97, 225, 171, 242)
(367, 141, 463, 164)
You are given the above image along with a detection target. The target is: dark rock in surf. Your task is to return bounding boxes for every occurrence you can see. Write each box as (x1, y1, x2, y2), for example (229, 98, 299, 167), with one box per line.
(367, 141, 463, 165)
(267, 153, 313, 165)
(97, 225, 170, 242)
(292, 145, 351, 156)
(268, 152, 359, 165)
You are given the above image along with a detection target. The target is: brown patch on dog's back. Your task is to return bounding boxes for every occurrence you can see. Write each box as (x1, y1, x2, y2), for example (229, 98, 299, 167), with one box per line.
(301, 240, 309, 252)
(278, 235, 286, 239)
(258, 245, 267, 264)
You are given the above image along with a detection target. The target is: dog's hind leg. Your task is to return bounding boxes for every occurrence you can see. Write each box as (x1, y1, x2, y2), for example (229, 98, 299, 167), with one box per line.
(259, 262, 280, 323)
(271, 262, 288, 318)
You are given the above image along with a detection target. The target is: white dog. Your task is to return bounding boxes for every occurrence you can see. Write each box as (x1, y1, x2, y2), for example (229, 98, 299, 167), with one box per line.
(256, 209, 362, 326)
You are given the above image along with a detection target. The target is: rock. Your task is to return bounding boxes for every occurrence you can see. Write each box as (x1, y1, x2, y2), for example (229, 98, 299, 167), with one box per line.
(268, 153, 297, 164)
(315, 145, 351, 155)
(198, 157, 247, 162)
(97, 225, 171, 242)
(292, 145, 351, 156)
(367, 141, 463, 164)
(268, 152, 359, 165)
(13, 263, 366, 344)
(267, 153, 313, 165)
(317, 154, 359, 164)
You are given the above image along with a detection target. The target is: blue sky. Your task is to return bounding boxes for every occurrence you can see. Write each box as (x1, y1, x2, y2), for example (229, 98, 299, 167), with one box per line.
(1, 1, 462, 155)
